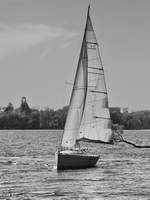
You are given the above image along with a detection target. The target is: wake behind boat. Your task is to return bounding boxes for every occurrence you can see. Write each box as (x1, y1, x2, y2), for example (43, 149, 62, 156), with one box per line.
(56, 5, 113, 170)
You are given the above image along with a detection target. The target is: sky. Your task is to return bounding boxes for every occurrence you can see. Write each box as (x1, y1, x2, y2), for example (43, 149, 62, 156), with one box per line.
(0, 0, 150, 111)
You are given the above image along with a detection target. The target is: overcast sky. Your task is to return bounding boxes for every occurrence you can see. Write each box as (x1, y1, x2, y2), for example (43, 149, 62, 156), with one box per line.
(0, 0, 150, 111)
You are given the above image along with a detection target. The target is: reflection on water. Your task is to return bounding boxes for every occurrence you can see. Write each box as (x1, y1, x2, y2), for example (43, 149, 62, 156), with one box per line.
(0, 130, 150, 199)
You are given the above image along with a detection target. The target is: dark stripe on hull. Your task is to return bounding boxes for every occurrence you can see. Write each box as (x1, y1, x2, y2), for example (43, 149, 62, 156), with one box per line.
(57, 153, 100, 170)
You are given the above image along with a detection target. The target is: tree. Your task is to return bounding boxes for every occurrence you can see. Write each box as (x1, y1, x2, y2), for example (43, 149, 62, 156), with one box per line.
(4, 102, 14, 113)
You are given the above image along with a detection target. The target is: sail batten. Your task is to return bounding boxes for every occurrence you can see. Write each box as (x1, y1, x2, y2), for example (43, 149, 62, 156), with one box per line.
(88, 67, 103, 70)
(90, 90, 107, 94)
(61, 6, 112, 148)
(88, 72, 104, 75)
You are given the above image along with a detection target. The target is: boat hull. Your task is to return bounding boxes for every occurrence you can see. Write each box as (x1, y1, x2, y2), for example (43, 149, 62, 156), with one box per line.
(56, 151, 100, 170)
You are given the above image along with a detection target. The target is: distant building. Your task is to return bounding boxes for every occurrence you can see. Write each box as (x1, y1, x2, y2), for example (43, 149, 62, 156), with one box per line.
(120, 107, 128, 114)
(19, 96, 31, 114)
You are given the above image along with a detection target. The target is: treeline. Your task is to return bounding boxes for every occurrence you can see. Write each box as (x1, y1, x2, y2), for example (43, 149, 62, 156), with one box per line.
(110, 107, 150, 130)
(0, 97, 68, 129)
(1, 98, 150, 129)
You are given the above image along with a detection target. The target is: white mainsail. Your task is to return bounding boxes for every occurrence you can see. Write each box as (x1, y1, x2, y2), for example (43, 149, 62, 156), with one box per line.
(61, 6, 112, 149)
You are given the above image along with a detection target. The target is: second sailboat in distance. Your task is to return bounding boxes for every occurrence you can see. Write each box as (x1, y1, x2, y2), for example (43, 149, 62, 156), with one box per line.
(56, 5, 113, 170)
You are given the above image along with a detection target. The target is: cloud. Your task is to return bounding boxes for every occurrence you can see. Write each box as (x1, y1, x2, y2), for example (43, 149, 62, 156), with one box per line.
(0, 23, 78, 59)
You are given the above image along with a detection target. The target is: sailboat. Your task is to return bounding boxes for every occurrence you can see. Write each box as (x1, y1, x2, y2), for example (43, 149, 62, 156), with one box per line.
(56, 5, 113, 170)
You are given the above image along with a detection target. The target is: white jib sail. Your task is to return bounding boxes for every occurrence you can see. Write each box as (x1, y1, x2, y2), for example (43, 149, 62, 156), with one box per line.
(61, 6, 112, 148)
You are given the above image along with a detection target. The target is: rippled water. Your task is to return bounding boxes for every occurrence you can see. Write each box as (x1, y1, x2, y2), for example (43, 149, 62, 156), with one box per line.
(0, 130, 150, 200)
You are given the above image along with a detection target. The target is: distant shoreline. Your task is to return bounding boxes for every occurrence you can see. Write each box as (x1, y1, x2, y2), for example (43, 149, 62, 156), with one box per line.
(1, 100, 150, 130)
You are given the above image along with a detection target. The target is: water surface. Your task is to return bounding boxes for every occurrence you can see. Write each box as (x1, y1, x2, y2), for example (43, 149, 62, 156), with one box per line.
(0, 130, 150, 199)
